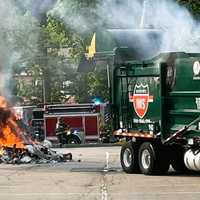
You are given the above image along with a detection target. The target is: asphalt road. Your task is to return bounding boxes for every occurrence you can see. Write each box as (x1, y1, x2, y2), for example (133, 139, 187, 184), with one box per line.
(0, 146, 200, 200)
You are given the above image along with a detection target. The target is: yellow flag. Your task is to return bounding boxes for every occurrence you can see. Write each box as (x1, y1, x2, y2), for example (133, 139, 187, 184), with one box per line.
(86, 33, 96, 59)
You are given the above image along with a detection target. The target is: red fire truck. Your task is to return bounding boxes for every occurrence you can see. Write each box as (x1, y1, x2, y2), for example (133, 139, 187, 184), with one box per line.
(31, 103, 105, 144)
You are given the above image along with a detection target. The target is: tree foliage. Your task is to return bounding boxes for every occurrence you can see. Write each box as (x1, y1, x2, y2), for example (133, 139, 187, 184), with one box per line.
(177, 0, 200, 18)
(11, 0, 200, 105)
(88, 69, 109, 102)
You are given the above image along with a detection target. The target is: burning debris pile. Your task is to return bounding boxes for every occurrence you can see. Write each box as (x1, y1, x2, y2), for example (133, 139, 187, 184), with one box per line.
(0, 143, 72, 164)
(0, 96, 72, 164)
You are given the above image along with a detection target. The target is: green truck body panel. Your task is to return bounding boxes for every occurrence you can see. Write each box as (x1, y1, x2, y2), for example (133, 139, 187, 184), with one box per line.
(84, 29, 200, 141)
(112, 52, 200, 140)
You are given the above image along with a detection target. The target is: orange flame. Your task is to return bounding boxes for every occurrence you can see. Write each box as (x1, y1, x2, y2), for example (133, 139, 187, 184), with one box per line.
(0, 96, 30, 149)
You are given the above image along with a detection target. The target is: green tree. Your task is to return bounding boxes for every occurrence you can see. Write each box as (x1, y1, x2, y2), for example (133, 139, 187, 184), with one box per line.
(177, 0, 200, 18)
(12, 0, 200, 105)
(42, 17, 83, 103)
(0, 1, 41, 103)
(9, 0, 102, 104)
(88, 68, 109, 102)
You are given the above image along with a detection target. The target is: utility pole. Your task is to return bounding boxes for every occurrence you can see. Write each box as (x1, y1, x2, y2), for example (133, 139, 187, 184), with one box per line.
(30, 0, 56, 105)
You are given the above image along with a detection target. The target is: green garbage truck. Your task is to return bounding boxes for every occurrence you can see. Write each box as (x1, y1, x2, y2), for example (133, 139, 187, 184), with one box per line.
(80, 29, 200, 175)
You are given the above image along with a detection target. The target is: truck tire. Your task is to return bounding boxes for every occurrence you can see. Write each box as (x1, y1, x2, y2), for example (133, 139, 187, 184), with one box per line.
(138, 142, 169, 175)
(120, 141, 140, 173)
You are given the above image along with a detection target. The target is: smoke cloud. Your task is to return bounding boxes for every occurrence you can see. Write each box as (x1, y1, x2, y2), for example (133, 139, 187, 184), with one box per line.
(149, 0, 200, 52)
(51, 0, 200, 53)
(16, 0, 55, 22)
(0, 0, 199, 101)
(0, 1, 40, 98)
(99, 0, 200, 52)
(49, 0, 96, 34)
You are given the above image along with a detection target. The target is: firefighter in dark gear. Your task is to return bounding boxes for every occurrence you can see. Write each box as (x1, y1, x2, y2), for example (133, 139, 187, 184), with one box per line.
(55, 118, 71, 145)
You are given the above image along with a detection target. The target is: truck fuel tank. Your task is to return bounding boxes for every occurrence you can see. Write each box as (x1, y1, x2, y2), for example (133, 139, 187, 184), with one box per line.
(184, 149, 200, 171)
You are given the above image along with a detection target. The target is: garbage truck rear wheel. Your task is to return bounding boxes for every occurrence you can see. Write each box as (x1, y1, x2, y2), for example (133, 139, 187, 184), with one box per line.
(120, 141, 140, 173)
(139, 142, 170, 175)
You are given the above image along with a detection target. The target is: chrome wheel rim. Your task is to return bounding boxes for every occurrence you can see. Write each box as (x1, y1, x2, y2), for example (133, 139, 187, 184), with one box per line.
(123, 148, 132, 167)
(141, 149, 151, 169)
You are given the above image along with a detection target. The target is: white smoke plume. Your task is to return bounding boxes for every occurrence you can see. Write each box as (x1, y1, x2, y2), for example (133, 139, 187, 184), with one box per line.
(49, 0, 95, 34)
(51, 0, 200, 53)
(99, 0, 200, 52)
(145, 0, 200, 52)
(0, 1, 40, 98)
(16, 0, 55, 22)
(0, 0, 199, 100)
